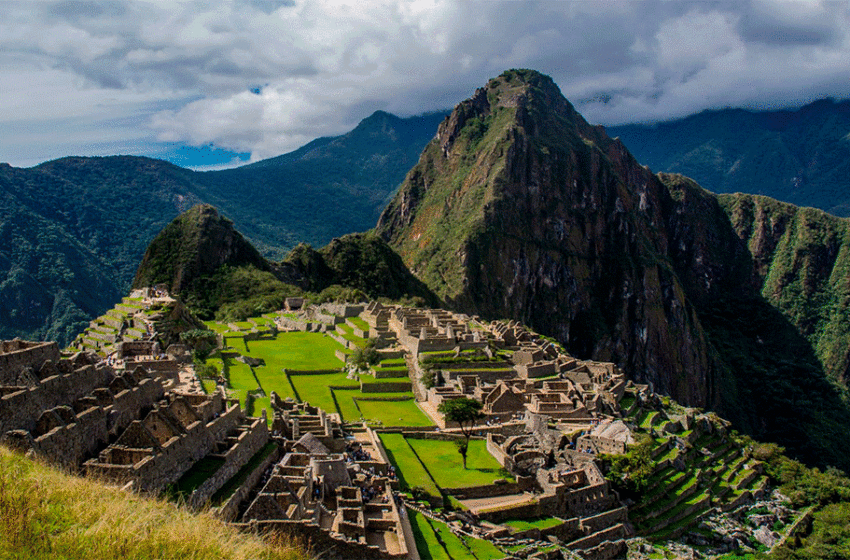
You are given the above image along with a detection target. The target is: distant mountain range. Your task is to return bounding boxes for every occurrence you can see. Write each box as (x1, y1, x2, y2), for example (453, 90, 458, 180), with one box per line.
(2, 86, 850, 359)
(0, 111, 446, 344)
(608, 99, 850, 216)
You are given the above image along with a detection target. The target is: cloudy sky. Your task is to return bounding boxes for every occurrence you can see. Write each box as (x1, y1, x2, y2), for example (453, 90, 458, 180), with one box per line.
(2, 0, 849, 169)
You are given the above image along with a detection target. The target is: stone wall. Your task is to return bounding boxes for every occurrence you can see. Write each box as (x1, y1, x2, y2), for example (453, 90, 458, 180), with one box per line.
(214, 445, 281, 522)
(245, 519, 405, 560)
(0, 362, 113, 434)
(442, 481, 526, 499)
(579, 507, 627, 534)
(566, 524, 627, 552)
(188, 418, 270, 509)
(28, 375, 165, 468)
(86, 403, 243, 493)
(0, 341, 60, 385)
(320, 303, 365, 318)
(360, 381, 412, 393)
(486, 434, 515, 470)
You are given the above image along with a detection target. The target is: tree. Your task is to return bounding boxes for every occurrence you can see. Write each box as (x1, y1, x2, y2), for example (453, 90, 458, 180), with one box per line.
(438, 397, 485, 469)
(350, 338, 381, 370)
(180, 328, 218, 361)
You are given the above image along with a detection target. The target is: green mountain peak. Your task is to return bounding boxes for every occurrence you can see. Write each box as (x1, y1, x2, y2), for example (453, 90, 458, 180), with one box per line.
(132, 203, 268, 295)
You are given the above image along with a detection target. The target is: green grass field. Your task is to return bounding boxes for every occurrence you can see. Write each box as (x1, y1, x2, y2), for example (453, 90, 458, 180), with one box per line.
(347, 317, 369, 331)
(250, 332, 344, 370)
(406, 438, 511, 489)
(408, 510, 451, 560)
(379, 434, 440, 498)
(203, 321, 230, 334)
(333, 389, 364, 421)
(408, 510, 504, 560)
(222, 354, 260, 408)
(289, 372, 357, 412)
(357, 398, 433, 427)
(241, 332, 346, 405)
(502, 517, 563, 531)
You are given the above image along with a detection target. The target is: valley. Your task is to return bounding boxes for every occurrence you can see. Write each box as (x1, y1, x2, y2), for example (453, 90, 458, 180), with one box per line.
(2, 68, 850, 560)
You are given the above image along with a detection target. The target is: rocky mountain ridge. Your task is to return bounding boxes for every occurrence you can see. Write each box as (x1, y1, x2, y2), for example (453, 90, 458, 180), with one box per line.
(378, 69, 850, 469)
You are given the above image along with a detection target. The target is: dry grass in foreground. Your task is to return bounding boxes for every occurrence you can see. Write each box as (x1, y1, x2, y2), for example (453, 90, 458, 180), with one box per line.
(0, 446, 307, 560)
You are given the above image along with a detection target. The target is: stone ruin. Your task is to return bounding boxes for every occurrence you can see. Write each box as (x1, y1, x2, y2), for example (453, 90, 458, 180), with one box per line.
(239, 397, 411, 560)
(0, 335, 269, 504)
(1, 294, 774, 560)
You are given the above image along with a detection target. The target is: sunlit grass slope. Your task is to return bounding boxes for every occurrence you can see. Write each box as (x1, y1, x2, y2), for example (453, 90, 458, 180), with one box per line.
(0, 446, 306, 560)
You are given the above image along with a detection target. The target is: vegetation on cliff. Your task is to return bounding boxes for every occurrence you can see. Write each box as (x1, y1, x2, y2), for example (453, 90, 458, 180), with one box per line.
(0, 446, 306, 560)
(134, 207, 437, 322)
(133, 204, 269, 295)
(719, 194, 850, 392)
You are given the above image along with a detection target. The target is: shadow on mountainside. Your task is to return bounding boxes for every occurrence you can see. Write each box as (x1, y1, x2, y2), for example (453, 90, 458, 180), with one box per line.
(700, 294, 850, 472)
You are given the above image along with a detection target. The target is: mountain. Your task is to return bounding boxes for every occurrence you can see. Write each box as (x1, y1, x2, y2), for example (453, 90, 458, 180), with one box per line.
(132, 205, 437, 321)
(718, 192, 850, 390)
(132, 204, 269, 294)
(193, 110, 448, 259)
(378, 69, 850, 469)
(608, 99, 850, 217)
(378, 69, 715, 405)
(0, 111, 446, 344)
(0, 172, 124, 344)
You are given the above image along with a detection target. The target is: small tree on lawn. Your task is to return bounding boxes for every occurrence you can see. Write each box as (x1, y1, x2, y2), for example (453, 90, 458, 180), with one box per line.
(438, 397, 484, 470)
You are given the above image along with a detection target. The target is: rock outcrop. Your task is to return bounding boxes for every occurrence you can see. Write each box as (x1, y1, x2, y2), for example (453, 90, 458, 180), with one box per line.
(133, 203, 269, 295)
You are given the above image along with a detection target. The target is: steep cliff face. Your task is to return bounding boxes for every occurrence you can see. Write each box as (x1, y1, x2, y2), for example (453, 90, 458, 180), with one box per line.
(378, 70, 713, 406)
(720, 194, 850, 388)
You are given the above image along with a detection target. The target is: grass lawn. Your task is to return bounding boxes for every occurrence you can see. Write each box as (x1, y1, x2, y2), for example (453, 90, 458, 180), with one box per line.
(430, 516, 477, 560)
(347, 316, 369, 331)
(223, 355, 260, 409)
(289, 372, 357, 412)
(357, 398, 433, 427)
(379, 358, 407, 366)
(408, 510, 450, 560)
(361, 376, 411, 386)
(372, 366, 409, 375)
(463, 536, 505, 559)
(249, 332, 344, 371)
(341, 332, 368, 349)
(242, 332, 345, 404)
(333, 389, 363, 421)
(249, 396, 271, 420)
(502, 517, 563, 531)
(406, 438, 511, 489)
(378, 434, 440, 497)
(200, 379, 218, 394)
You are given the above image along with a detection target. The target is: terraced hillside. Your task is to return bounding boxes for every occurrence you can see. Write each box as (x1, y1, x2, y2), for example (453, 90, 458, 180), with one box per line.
(198, 313, 433, 428)
(621, 398, 768, 542)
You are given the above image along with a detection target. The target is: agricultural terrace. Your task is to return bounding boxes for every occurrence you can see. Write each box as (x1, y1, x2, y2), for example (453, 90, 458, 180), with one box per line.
(200, 320, 432, 427)
(379, 434, 511, 500)
(409, 510, 504, 560)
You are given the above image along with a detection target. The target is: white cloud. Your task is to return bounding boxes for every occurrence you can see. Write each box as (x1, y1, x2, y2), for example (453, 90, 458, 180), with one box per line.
(0, 0, 849, 166)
